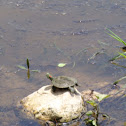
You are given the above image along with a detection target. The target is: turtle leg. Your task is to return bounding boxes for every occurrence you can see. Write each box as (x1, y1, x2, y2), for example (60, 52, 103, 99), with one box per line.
(68, 86, 79, 95)
(52, 86, 56, 93)
(69, 86, 75, 93)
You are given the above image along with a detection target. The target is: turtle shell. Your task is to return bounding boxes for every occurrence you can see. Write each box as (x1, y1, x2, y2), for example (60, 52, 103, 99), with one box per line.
(52, 76, 77, 88)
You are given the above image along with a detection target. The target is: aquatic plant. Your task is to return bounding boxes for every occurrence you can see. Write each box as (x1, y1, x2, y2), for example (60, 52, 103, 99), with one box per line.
(17, 58, 40, 79)
(106, 28, 126, 61)
(106, 29, 126, 94)
(106, 28, 126, 46)
(85, 93, 110, 126)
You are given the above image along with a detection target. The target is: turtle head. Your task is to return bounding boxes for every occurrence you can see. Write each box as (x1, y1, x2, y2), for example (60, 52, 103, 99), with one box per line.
(46, 73, 53, 81)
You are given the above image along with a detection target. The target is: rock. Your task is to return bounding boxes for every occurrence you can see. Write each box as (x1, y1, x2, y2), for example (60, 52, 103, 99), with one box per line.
(20, 85, 86, 123)
(81, 90, 102, 101)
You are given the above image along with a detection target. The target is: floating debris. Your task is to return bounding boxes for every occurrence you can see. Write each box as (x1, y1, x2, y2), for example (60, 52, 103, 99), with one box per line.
(57, 63, 67, 67)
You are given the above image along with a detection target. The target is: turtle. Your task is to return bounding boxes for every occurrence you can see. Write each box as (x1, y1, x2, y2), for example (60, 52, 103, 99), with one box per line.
(46, 73, 79, 94)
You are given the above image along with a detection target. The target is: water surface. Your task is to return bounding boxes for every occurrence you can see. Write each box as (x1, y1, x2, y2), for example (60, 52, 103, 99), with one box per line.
(0, 0, 126, 125)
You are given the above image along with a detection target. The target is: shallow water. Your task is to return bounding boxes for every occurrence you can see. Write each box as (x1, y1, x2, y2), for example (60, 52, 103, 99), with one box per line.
(0, 0, 126, 126)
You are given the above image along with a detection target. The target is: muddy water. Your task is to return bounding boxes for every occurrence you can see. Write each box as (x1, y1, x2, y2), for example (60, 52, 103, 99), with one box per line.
(0, 0, 126, 126)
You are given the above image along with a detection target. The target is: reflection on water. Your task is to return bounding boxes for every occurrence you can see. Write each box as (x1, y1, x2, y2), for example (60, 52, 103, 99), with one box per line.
(0, 0, 126, 125)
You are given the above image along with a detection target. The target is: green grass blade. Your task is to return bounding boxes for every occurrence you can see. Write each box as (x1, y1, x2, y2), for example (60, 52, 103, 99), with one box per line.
(109, 54, 121, 61)
(109, 52, 126, 61)
(106, 28, 123, 41)
(111, 62, 126, 69)
(106, 28, 126, 46)
(27, 59, 30, 69)
(106, 32, 126, 45)
(106, 28, 121, 39)
(118, 52, 126, 58)
(27, 69, 30, 79)
(17, 65, 27, 70)
(31, 70, 41, 73)
(113, 76, 126, 85)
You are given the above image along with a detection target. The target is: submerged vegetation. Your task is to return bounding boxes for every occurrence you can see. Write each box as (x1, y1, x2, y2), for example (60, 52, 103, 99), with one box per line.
(106, 28, 126, 95)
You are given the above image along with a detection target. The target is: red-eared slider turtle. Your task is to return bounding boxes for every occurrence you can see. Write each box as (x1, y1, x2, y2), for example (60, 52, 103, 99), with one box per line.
(46, 73, 79, 94)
